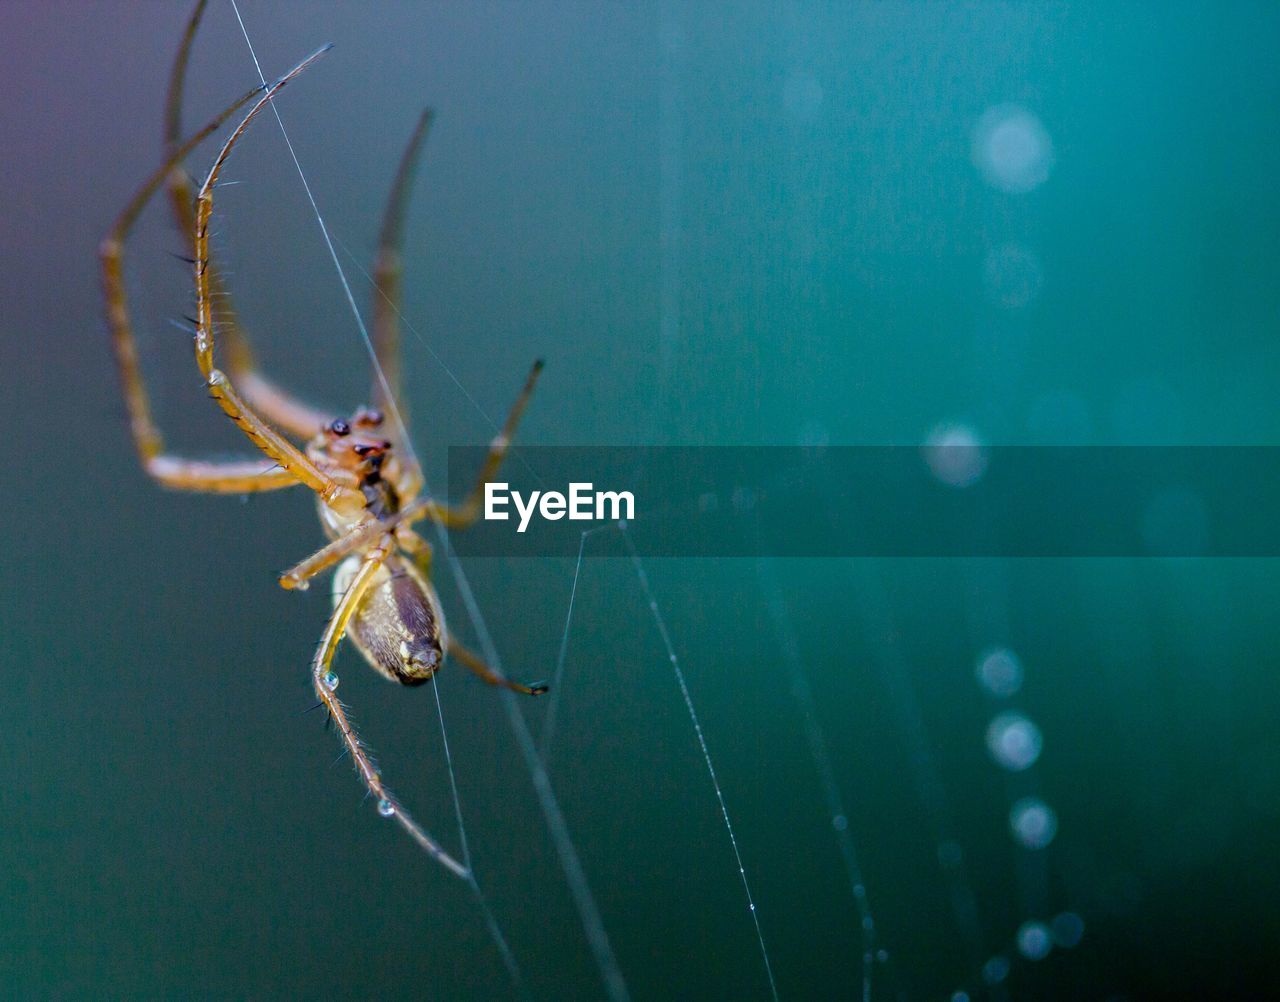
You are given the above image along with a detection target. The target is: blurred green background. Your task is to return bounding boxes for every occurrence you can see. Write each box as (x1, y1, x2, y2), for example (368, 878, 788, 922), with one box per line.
(2, 1, 1279, 999)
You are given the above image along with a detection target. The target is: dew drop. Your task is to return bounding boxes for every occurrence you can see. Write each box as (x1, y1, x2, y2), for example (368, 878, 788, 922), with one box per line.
(377, 798, 396, 818)
(323, 671, 339, 691)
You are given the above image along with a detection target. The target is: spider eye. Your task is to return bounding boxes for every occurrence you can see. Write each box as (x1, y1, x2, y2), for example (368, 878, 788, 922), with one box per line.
(365, 409, 385, 427)
(329, 418, 351, 436)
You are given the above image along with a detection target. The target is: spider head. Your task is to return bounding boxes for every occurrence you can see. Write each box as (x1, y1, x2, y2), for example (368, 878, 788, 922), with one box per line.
(322, 412, 393, 474)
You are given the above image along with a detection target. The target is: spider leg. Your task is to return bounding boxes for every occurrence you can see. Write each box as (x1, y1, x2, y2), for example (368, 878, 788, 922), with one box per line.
(277, 499, 449, 590)
(162, 0, 336, 442)
(314, 539, 469, 877)
(422, 358, 545, 528)
(448, 637, 549, 697)
(398, 526, 433, 579)
(279, 518, 383, 591)
(191, 51, 364, 516)
(101, 80, 298, 493)
(372, 109, 434, 433)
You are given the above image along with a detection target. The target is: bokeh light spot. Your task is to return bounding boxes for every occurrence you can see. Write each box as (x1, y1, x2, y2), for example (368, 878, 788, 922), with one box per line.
(982, 954, 1011, 985)
(986, 712, 1043, 771)
(977, 646, 1024, 698)
(972, 105, 1055, 194)
(1017, 920, 1053, 960)
(1051, 911, 1086, 948)
(1010, 796, 1058, 850)
(924, 423, 988, 488)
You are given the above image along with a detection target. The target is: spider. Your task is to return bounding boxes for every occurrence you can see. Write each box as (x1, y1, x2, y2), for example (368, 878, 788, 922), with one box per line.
(100, 1, 545, 878)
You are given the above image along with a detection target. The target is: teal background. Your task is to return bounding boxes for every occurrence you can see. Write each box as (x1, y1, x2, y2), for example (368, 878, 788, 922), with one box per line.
(2, 1, 1279, 999)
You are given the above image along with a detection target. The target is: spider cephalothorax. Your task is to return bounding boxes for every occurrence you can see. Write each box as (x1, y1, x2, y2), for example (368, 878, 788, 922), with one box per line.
(311, 411, 403, 520)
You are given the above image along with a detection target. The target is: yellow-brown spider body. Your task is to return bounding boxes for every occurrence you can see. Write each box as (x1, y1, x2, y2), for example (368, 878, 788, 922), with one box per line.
(100, 0, 545, 875)
(297, 409, 444, 686)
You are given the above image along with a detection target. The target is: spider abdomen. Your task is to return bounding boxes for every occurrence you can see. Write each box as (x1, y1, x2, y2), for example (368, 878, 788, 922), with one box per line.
(333, 554, 447, 686)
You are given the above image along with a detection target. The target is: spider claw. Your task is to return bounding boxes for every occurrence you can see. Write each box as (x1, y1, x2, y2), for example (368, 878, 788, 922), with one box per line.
(526, 680, 550, 696)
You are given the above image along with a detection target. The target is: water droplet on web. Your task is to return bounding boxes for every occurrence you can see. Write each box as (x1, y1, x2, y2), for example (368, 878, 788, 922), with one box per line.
(323, 671, 339, 691)
(377, 798, 396, 818)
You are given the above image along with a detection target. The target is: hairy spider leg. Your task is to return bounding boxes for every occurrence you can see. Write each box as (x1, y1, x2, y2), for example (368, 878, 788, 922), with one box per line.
(447, 638, 549, 697)
(428, 358, 545, 526)
(313, 539, 470, 879)
(277, 499, 435, 592)
(191, 47, 364, 516)
(163, 0, 337, 441)
(101, 82, 303, 493)
(372, 108, 434, 433)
